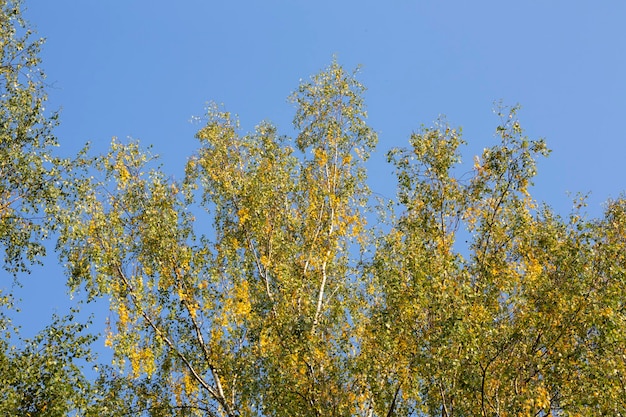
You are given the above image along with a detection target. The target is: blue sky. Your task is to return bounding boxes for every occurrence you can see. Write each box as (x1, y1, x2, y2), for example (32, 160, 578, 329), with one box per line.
(11, 2, 626, 342)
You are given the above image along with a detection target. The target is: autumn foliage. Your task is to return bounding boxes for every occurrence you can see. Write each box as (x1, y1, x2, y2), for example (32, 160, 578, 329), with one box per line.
(53, 61, 626, 416)
(1, 1, 626, 415)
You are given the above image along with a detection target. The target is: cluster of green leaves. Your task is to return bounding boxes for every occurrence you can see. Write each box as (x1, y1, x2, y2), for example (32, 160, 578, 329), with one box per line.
(0, 0, 67, 274)
(0, 2, 104, 416)
(0, 312, 98, 416)
(1, 1, 626, 415)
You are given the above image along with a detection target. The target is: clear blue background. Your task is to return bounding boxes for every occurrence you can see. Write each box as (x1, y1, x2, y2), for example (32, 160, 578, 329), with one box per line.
(10, 1, 626, 350)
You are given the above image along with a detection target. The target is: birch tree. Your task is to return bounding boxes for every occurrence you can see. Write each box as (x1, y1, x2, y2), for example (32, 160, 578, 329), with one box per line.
(0, 0, 64, 274)
(58, 62, 626, 416)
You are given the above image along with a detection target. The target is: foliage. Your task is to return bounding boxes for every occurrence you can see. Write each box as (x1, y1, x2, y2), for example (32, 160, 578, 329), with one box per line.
(58, 59, 626, 417)
(60, 61, 377, 416)
(369, 110, 626, 416)
(0, 312, 99, 416)
(0, 0, 65, 274)
(0, 2, 102, 416)
(1, 2, 625, 414)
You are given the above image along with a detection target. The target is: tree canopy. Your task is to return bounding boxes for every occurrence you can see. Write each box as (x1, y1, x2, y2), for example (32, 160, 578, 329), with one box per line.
(2, 1, 626, 416)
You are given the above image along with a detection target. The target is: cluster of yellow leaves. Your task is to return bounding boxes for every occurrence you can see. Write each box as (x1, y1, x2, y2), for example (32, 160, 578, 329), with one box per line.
(314, 147, 329, 166)
(116, 159, 130, 186)
(233, 280, 251, 325)
(172, 370, 199, 408)
(517, 385, 551, 416)
(525, 255, 543, 282)
(104, 328, 114, 348)
(117, 302, 129, 329)
(222, 280, 252, 327)
(129, 346, 156, 379)
(237, 206, 250, 225)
